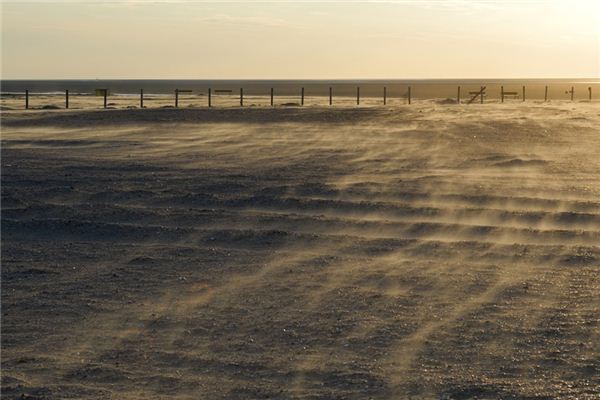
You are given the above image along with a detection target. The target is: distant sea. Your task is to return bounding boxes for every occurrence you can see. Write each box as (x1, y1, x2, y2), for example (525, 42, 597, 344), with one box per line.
(1, 79, 599, 100)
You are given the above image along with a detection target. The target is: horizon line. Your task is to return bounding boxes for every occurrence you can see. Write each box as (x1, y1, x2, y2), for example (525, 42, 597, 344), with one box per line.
(2, 77, 600, 81)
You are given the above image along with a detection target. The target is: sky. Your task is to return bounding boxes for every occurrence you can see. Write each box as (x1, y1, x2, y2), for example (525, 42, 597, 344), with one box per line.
(1, 0, 599, 79)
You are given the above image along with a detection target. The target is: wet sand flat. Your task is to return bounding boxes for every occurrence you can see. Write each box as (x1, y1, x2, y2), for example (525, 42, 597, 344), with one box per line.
(1, 103, 599, 399)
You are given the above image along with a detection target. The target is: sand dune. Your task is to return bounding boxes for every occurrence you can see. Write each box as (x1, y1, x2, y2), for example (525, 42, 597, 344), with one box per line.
(1, 102, 599, 399)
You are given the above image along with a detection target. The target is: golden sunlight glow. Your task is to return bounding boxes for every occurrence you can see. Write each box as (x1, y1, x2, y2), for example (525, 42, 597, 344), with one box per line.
(1, 0, 599, 79)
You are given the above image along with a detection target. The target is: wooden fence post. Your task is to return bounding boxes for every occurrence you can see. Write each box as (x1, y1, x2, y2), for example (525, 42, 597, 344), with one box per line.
(383, 87, 387, 105)
(140, 89, 144, 108)
(522, 86, 525, 102)
(270, 88, 274, 106)
(329, 87, 332, 105)
(457, 86, 461, 104)
(25, 90, 29, 109)
(501, 86, 504, 103)
(301, 87, 304, 106)
(208, 88, 212, 107)
(175, 89, 179, 108)
(65, 90, 69, 109)
(408, 86, 411, 104)
(240, 88, 243, 107)
(356, 87, 360, 105)
(544, 86, 548, 102)
(571, 86, 574, 101)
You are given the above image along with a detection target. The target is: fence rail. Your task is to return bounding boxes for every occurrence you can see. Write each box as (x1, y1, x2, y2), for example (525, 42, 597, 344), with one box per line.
(4, 84, 596, 110)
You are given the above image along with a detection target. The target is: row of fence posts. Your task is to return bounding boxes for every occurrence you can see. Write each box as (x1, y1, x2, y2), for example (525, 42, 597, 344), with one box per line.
(21, 85, 594, 109)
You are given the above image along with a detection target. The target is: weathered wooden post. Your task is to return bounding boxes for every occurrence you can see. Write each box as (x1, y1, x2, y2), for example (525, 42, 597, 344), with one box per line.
(270, 88, 274, 106)
(589, 87, 592, 101)
(522, 86, 525, 102)
(240, 88, 243, 107)
(457, 86, 461, 104)
(175, 89, 192, 107)
(301, 87, 304, 106)
(501, 86, 504, 103)
(383, 87, 387, 105)
(208, 88, 212, 107)
(544, 86, 548, 102)
(140, 89, 144, 108)
(408, 86, 411, 104)
(25, 90, 29, 109)
(329, 87, 332, 105)
(65, 90, 69, 109)
(356, 87, 360, 105)
(103, 89, 107, 108)
(480, 86, 484, 104)
(571, 86, 574, 101)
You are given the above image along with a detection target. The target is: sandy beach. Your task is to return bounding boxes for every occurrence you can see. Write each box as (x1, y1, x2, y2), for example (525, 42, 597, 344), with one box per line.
(1, 102, 599, 399)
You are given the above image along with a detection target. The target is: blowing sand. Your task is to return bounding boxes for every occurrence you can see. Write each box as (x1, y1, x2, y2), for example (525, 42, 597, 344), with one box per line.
(1, 102, 599, 399)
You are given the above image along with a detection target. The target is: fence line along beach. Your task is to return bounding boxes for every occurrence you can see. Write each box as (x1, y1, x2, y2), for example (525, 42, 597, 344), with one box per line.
(1, 79, 598, 110)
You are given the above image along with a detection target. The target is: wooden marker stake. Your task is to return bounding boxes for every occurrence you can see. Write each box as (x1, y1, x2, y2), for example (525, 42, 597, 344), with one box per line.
(175, 89, 179, 108)
(240, 88, 243, 107)
(480, 86, 484, 104)
(208, 88, 212, 107)
(408, 86, 411, 104)
(356, 87, 360, 105)
(501, 86, 504, 103)
(65, 90, 69, 109)
(104, 90, 107, 108)
(25, 90, 29, 109)
(522, 86, 525, 102)
(329, 87, 332, 105)
(140, 89, 144, 108)
(589, 87, 592, 101)
(544, 86, 548, 102)
(383, 87, 387, 105)
(270, 88, 274, 106)
(571, 86, 575, 101)
(301, 87, 304, 106)
(457, 86, 461, 104)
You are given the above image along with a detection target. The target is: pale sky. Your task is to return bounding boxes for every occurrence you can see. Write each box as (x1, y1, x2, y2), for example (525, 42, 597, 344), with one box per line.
(1, 0, 599, 79)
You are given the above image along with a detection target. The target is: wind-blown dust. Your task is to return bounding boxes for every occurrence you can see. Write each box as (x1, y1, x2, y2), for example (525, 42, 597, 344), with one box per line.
(1, 102, 599, 399)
